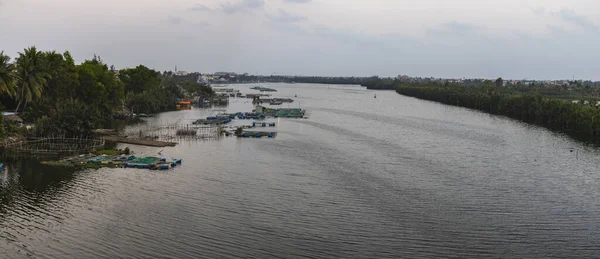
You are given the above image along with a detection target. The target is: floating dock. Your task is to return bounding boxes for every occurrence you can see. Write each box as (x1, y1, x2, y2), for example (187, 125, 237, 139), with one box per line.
(237, 131, 277, 138)
(193, 116, 233, 125)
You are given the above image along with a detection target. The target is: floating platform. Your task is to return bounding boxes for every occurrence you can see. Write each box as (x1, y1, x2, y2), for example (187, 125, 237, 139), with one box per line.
(192, 116, 232, 125)
(237, 131, 277, 138)
(252, 122, 276, 127)
(250, 86, 277, 92)
(45, 155, 182, 170)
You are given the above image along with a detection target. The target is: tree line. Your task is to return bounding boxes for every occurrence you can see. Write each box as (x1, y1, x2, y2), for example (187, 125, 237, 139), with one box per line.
(394, 81, 600, 144)
(0, 46, 213, 138)
(230, 75, 368, 85)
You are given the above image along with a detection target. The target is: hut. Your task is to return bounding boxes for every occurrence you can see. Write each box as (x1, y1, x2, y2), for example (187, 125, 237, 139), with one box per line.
(2, 112, 23, 126)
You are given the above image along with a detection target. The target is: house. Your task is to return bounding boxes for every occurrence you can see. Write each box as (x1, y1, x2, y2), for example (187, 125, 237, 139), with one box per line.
(2, 112, 23, 125)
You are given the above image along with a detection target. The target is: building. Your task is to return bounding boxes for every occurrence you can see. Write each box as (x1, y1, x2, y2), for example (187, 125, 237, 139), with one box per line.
(2, 112, 23, 125)
(214, 72, 237, 77)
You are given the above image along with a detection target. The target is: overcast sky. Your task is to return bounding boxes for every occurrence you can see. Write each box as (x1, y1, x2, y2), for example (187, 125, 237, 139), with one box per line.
(1, 0, 599, 79)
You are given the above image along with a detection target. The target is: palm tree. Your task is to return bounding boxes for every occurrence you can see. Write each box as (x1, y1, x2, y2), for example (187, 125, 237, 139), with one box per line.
(0, 51, 17, 96)
(14, 46, 51, 112)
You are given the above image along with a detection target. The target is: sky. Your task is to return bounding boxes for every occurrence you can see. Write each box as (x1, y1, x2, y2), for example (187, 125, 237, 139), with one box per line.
(0, 0, 599, 80)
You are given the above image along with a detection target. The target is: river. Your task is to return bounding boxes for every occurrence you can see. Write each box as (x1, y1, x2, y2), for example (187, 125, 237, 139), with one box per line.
(1, 83, 600, 258)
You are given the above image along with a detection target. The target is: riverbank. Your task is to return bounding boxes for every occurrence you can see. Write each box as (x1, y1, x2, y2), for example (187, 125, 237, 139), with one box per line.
(395, 83, 600, 144)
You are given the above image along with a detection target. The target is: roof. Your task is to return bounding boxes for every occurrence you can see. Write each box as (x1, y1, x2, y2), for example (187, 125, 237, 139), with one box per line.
(2, 112, 23, 122)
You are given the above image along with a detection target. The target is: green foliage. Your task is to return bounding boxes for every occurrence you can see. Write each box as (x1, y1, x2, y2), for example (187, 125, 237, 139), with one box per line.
(0, 51, 17, 96)
(180, 81, 214, 97)
(361, 77, 396, 90)
(395, 82, 600, 143)
(35, 99, 108, 137)
(235, 127, 243, 135)
(122, 66, 188, 114)
(495, 77, 503, 88)
(1, 46, 190, 137)
(119, 65, 161, 94)
(76, 58, 124, 110)
(15, 46, 51, 111)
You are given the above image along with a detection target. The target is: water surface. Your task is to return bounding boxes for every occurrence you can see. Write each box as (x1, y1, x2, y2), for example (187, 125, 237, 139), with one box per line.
(1, 83, 600, 258)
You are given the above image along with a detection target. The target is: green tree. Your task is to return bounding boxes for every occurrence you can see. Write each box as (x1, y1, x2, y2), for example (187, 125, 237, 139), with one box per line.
(0, 51, 17, 96)
(495, 77, 503, 88)
(14, 46, 51, 112)
(76, 57, 124, 111)
(119, 65, 161, 94)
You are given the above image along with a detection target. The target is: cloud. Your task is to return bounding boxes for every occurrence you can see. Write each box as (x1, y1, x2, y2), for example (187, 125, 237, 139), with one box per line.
(167, 15, 184, 25)
(266, 9, 307, 23)
(532, 7, 546, 16)
(533, 8, 599, 34)
(556, 9, 599, 33)
(426, 21, 482, 37)
(188, 4, 211, 12)
(221, 0, 264, 14)
(283, 0, 312, 3)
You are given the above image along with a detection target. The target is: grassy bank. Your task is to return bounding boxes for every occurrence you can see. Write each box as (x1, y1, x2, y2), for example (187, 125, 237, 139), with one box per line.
(395, 82, 600, 144)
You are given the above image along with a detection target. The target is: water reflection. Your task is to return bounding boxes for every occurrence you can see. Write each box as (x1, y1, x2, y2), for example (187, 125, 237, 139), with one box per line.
(0, 160, 76, 210)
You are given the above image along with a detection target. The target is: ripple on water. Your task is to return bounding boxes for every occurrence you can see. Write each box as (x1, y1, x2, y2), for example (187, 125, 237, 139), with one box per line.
(1, 84, 600, 258)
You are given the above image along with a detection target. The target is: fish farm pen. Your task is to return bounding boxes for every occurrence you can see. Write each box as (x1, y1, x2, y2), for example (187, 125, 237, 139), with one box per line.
(2, 136, 105, 160)
(44, 155, 183, 170)
(237, 131, 277, 138)
(124, 123, 223, 141)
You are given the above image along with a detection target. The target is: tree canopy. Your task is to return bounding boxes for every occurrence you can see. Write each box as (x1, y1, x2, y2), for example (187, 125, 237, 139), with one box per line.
(0, 46, 207, 137)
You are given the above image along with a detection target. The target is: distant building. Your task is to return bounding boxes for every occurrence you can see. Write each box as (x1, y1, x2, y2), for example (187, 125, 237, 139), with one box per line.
(214, 72, 237, 77)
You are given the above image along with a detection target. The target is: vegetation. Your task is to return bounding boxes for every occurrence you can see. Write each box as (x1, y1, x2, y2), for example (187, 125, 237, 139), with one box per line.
(93, 147, 131, 156)
(234, 127, 243, 136)
(232, 74, 367, 85)
(0, 46, 209, 138)
(394, 80, 600, 143)
(361, 77, 396, 90)
(179, 80, 214, 97)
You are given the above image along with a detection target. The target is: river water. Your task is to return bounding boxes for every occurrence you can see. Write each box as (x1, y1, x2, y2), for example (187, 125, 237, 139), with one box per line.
(1, 83, 600, 258)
